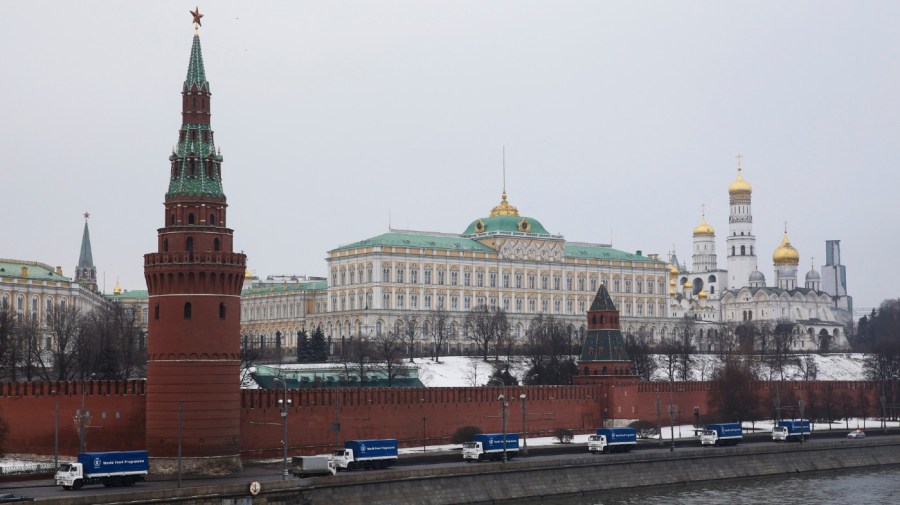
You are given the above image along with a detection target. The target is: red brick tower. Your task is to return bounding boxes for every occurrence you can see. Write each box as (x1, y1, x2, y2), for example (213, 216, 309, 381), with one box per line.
(143, 10, 247, 473)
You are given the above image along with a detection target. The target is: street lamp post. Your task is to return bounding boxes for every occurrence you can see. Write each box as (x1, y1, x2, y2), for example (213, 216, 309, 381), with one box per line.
(498, 394, 509, 463)
(273, 377, 292, 480)
(519, 394, 528, 456)
(53, 390, 58, 471)
(668, 374, 675, 452)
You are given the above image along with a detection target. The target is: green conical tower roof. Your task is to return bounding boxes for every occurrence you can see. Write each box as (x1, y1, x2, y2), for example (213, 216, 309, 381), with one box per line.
(588, 283, 616, 311)
(78, 219, 94, 268)
(184, 34, 209, 92)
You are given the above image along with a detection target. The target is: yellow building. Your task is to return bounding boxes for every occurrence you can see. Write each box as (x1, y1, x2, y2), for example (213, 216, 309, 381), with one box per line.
(312, 192, 669, 354)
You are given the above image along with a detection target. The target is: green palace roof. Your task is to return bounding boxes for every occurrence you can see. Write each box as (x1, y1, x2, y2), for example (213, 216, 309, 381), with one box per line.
(243, 280, 328, 295)
(106, 290, 149, 301)
(564, 243, 661, 263)
(462, 215, 551, 236)
(333, 232, 495, 253)
(0, 260, 70, 282)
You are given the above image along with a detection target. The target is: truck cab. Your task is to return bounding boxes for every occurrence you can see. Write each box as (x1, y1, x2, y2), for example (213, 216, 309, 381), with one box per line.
(587, 435, 609, 453)
(331, 448, 355, 470)
(55, 462, 85, 489)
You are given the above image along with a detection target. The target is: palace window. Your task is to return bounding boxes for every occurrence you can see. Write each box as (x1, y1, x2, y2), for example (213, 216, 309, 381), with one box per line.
(396, 267, 404, 284)
(383, 293, 390, 309)
(476, 272, 484, 287)
(424, 269, 432, 284)
(566, 277, 573, 291)
(502, 273, 510, 288)
(489, 272, 497, 288)
(411, 294, 418, 309)
(541, 275, 548, 290)
(590, 277, 597, 292)
(464, 271, 471, 286)
(451, 296, 458, 310)
(437, 270, 445, 285)
(411, 268, 418, 283)
(515, 273, 522, 289)
(553, 275, 560, 290)
(382, 267, 390, 283)
(528, 274, 536, 289)
(451, 271, 458, 286)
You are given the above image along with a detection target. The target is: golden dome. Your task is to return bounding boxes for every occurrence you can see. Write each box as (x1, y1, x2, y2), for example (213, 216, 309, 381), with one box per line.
(489, 192, 520, 217)
(669, 263, 679, 276)
(244, 267, 253, 279)
(728, 166, 752, 195)
(683, 280, 693, 290)
(113, 281, 122, 295)
(692, 215, 715, 236)
(772, 231, 800, 266)
(698, 290, 708, 299)
(669, 288, 676, 296)
(669, 278, 676, 287)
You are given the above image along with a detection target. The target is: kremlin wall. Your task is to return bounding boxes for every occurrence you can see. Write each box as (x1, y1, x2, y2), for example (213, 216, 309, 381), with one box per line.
(0, 379, 882, 460)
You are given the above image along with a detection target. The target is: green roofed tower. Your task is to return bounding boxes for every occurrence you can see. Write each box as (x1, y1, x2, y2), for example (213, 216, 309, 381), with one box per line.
(166, 26, 224, 198)
(75, 212, 98, 292)
(574, 283, 635, 383)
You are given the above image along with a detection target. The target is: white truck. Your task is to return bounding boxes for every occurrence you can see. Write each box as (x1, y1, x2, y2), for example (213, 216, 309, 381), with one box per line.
(55, 451, 148, 490)
(588, 428, 637, 453)
(291, 456, 336, 478)
(462, 433, 520, 461)
(332, 439, 399, 470)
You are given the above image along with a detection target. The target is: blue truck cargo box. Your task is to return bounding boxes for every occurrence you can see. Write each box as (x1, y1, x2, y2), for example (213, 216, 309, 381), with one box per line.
(706, 423, 743, 438)
(777, 420, 811, 433)
(76, 451, 149, 475)
(595, 428, 637, 444)
(474, 433, 520, 451)
(344, 439, 398, 459)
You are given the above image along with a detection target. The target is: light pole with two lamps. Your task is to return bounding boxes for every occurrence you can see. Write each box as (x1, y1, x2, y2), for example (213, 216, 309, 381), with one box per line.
(498, 393, 509, 463)
(519, 394, 528, 456)
(272, 376, 292, 480)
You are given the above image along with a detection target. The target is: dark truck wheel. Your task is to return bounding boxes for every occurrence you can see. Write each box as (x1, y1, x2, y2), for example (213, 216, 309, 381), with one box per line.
(72, 479, 83, 490)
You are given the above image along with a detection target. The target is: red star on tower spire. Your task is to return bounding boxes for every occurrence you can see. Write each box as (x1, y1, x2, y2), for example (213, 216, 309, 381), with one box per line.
(190, 7, 203, 27)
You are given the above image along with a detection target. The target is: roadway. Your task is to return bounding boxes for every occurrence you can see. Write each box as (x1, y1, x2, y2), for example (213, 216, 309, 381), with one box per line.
(3, 427, 892, 502)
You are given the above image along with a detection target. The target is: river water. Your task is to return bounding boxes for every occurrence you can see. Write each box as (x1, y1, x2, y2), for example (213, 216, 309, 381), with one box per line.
(515, 465, 900, 505)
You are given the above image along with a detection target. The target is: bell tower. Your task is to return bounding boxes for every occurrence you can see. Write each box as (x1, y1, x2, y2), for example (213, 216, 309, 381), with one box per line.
(143, 9, 247, 473)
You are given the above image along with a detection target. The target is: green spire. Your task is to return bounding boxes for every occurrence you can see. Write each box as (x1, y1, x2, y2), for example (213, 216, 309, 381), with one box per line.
(78, 219, 94, 268)
(184, 34, 209, 92)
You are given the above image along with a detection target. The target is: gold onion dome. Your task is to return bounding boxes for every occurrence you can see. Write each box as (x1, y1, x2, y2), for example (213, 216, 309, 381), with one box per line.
(244, 267, 253, 279)
(728, 167, 752, 195)
(669, 263, 679, 276)
(489, 192, 520, 217)
(683, 280, 693, 290)
(773, 231, 800, 266)
(692, 215, 715, 236)
(669, 278, 676, 287)
(113, 281, 122, 295)
(698, 290, 708, 299)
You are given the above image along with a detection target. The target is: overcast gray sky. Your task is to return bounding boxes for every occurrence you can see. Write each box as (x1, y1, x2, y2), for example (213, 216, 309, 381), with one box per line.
(2, 1, 897, 314)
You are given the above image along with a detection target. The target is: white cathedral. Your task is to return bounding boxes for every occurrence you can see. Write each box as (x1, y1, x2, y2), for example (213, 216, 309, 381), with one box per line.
(668, 160, 853, 352)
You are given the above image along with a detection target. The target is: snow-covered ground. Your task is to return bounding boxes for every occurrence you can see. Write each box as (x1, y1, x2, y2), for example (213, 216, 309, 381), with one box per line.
(416, 353, 870, 387)
(249, 353, 871, 388)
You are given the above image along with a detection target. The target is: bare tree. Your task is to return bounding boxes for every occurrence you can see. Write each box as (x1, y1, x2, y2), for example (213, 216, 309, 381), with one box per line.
(18, 314, 45, 381)
(425, 308, 452, 362)
(713, 321, 739, 358)
(396, 314, 418, 363)
(372, 330, 408, 386)
(674, 317, 697, 381)
(465, 305, 495, 361)
(766, 319, 796, 381)
(523, 314, 577, 385)
(492, 309, 511, 362)
(44, 303, 82, 381)
(625, 332, 657, 381)
(0, 306, 16, 380)
(708, 357, 760, 423)
(656, 338, 679, 382)
(78, 302, 146, 380)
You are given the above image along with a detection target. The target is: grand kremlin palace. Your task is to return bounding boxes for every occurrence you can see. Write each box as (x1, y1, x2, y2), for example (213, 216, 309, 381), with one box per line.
(240, 191, 670, 354)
